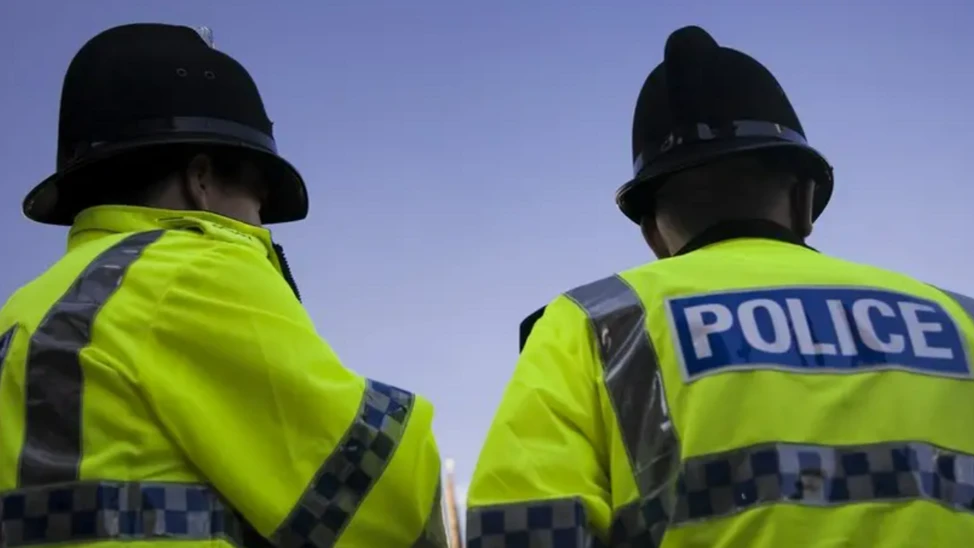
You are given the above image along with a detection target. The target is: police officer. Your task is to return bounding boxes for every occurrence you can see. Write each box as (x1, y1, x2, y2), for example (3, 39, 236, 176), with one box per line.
(0, 24, 446, 548)
(466, 26, 974, 547)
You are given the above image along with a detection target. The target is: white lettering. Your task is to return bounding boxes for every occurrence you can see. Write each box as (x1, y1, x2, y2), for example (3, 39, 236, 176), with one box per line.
(899, 302, 954, 359)
(786, 298, 837, 355)
(684, 304, 733, 359)
(738, 299, 791, 353)
(852, 299, 905, 353)
(827, 299, 858, 356)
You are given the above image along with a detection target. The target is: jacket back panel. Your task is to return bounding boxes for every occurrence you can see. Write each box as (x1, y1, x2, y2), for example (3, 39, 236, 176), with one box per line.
(614, 238, 974, 547)
(0, 229, 233, 548)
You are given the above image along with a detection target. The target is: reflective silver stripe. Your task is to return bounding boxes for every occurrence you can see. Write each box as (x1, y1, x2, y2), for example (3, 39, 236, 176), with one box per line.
(565, 275, 681, 501)
(669, 440, 974, 524)
(465, 498, 600, 547)
(0, 326, 14, 443)
(0, 326, 14, 367)
(411, 479, 448, 548)
(0, 480, 245, 546)
(0, 325, 14, 380)
(609, 498, 667, 547)
(19, 230, 165, 487)
(939, 287, 974, 324)
(271, 379, 415, 547)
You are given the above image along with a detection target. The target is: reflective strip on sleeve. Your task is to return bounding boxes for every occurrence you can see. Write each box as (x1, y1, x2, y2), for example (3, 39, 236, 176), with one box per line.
(0, 481, 250, 546)
(411, 479, 448, 548)
(0, 325, 14, 380)
(19, 230, 166, 487)
(270, 379, 415, 548)
(607, 496, 669, 547)
(0, 326, 14, 450)
(465, 498, 603, 548)
(564, 274, 681, 543)
(0, 326, 14, 367)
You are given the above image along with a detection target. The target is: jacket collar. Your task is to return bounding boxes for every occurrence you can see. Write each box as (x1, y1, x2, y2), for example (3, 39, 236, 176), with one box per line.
(674, 219, 816, 256)
(68, 205, 304, 301)
(68, 205, 277, 261)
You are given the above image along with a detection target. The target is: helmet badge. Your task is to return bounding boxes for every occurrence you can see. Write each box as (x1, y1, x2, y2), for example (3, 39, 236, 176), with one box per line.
(194, 26, 216, 49)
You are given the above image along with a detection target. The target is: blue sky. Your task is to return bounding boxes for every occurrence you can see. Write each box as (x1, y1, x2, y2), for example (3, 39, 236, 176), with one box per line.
(2, 0, 972, 515)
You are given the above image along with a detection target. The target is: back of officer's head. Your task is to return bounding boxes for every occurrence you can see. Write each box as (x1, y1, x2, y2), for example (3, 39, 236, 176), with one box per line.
(645, 154, 812, 254)
(82, 145, 268, 227)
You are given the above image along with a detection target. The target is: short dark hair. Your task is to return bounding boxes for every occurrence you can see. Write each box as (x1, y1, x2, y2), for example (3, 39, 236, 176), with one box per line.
(652, 153, 799, 236)
(77, 144, 251, 210)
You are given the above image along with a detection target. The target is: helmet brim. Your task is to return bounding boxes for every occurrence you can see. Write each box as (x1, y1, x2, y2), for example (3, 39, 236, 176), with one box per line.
(24, 134, 308, 226)
(615, 138, 834, 225)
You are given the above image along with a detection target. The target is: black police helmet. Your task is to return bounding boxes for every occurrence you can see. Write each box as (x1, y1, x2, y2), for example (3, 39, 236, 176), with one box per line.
(616, 26, 833, 224)
(24, 23, 308, 226)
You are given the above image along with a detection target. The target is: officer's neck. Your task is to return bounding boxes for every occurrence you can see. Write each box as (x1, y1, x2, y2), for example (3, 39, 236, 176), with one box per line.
(674, 219, 812, 257)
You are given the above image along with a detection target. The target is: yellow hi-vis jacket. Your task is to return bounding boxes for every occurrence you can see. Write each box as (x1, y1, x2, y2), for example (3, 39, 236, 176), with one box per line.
(0, 206, 447, 548)
(466, 228, 974, 547)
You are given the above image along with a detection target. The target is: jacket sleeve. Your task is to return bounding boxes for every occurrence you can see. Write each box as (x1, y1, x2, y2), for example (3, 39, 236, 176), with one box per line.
(139, 241, 447, 548)
(466, 294, 612, 546)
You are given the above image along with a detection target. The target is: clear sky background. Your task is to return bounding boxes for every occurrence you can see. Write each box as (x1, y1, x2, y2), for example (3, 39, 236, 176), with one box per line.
(1, 0, 972, 520)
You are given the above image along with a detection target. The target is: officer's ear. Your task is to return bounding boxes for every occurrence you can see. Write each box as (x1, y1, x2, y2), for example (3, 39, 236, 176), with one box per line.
(182, 153, 217, 212)
(791, 178, 815, 238)
(640, 213, 672, 259)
